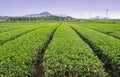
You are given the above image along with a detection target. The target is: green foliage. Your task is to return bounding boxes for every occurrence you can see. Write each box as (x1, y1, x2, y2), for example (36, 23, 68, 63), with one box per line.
(44, 24, 107, 77)
(0, 22, 58, 45)
(0, 26, 56, 77)
(0, 20, 120, 76)
(67, 21, 120, 39)
(72, 25, 120, 77)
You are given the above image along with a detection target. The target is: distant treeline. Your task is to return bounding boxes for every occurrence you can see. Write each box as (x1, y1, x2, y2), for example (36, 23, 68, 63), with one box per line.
(0, 16, 76, 22)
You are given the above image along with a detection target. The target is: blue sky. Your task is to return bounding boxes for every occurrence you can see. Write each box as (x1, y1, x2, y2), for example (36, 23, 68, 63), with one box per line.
(0, 0, 120, 18)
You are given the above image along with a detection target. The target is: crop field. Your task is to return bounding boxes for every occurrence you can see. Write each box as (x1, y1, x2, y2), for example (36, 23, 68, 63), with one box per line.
(0, 20, 120, 77)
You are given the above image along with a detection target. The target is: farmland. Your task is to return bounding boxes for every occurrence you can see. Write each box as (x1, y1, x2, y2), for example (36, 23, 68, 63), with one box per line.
(0, 20, 120, 77)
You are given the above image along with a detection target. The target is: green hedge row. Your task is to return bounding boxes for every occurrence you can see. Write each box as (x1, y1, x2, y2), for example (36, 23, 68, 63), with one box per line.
(0, 26, 56, 77)
(72, 26, 120, 77)
(44, 24, 107, 77)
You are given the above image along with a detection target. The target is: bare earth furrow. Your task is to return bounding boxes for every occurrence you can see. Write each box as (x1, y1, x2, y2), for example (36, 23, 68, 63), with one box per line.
(32, 26, 58, 77)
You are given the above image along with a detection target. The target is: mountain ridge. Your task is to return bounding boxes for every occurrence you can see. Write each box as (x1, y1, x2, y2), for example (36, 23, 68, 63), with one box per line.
(26, 12, 67, 17)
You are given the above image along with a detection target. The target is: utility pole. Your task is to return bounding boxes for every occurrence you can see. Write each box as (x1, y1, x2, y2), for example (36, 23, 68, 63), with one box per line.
(106, 9, 109, 23)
